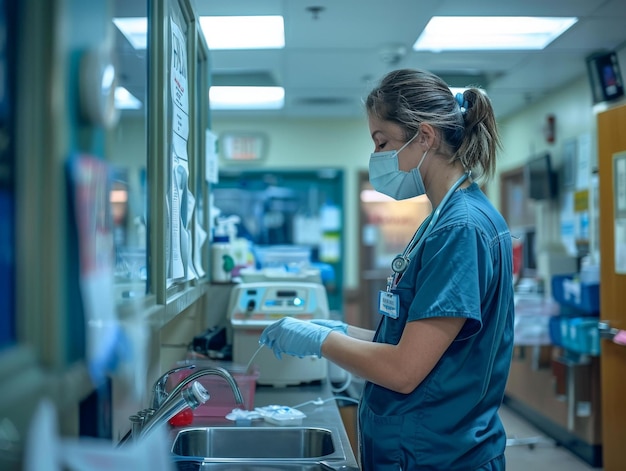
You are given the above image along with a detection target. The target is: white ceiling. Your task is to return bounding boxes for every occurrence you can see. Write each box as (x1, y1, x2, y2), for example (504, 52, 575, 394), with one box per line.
(115, 0, 626, 121)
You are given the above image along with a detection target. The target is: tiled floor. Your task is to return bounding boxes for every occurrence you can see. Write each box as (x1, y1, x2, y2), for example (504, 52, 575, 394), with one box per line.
(501, 405, 601, 470)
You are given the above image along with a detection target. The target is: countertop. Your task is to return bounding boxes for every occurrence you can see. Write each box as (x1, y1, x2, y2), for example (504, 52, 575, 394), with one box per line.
(169, 380, 360, 470)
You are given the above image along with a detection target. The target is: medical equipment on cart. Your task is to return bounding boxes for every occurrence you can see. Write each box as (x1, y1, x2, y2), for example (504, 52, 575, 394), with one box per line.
(228, 281, 329, 387)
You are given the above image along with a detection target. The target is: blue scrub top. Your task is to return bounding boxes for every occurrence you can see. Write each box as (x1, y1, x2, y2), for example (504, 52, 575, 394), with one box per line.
(359, 182, 515, 471)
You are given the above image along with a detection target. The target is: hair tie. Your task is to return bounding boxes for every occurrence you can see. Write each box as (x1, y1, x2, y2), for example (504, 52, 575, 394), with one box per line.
(455, 93, 469, 116)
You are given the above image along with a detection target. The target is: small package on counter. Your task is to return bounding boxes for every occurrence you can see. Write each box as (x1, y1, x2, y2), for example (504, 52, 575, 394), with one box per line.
(225, 408, 263, 425)
(255, 405, 306, 426)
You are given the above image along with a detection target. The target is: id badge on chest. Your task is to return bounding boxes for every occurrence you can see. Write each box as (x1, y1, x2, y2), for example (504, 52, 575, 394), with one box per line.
(378, 290, 399, 319)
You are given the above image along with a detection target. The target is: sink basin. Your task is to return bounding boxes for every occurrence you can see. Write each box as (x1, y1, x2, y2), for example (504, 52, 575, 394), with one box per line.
(172, 461, 332, 471)
(171, 426, 338, 460)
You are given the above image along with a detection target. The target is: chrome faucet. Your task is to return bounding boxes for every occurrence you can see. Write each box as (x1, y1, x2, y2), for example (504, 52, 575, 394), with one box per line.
(151, 364, 197, 409)
(140, 381, 209, 438)
(151, 365, 244, 410)
(120, 365, 245, 446)
(119, 380, 210, 445)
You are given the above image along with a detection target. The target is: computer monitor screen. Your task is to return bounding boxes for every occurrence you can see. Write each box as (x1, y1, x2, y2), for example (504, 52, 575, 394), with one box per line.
(587, 50, 625, 104)
(525, 153, 558, 200)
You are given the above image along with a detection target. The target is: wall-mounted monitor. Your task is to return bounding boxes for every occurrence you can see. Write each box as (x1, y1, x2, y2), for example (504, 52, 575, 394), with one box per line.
(586, 50, 625, 104)
(524, 153, 558, 201)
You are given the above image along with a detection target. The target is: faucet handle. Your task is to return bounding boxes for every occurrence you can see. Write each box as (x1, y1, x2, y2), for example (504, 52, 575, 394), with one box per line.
(151, 364, 196, 408)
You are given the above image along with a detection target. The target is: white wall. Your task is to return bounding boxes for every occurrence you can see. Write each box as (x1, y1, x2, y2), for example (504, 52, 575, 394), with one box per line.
(487, 46, 626, 284)
(489, 75, 597, 251)
(485, 76, 598, 289)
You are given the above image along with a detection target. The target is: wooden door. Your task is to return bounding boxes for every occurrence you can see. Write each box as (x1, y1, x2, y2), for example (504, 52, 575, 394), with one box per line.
(597, 103, 626, 471)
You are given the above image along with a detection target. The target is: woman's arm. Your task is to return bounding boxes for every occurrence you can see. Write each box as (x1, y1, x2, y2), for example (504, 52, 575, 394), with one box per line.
(322, 316, 465, 394)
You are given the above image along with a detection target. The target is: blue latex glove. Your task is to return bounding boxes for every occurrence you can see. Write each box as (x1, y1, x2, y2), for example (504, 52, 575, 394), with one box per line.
(310, 319, 348, 335)
(260, 317, 333, 359)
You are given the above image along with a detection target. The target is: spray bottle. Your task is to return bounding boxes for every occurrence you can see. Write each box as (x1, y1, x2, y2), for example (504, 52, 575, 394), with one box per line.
(211, 216, 236, 283)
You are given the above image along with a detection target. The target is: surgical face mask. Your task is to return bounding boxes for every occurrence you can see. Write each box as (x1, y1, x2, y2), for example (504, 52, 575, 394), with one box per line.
(368, 133, 429, 200)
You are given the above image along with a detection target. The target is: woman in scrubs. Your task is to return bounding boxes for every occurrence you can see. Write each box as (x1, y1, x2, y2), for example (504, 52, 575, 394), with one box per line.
(261, 68, 514, 470)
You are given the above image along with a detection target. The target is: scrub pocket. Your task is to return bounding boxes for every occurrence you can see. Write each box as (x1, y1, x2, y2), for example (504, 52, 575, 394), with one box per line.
(359, 402, 406, 471)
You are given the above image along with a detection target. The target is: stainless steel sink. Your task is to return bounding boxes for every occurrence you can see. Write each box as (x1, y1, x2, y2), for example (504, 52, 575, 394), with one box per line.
(171, 426, 340, 460)
(172, 461, 333, 470)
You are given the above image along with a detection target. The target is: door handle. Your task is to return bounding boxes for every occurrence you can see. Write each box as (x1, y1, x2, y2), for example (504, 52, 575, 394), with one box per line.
(598, 321, 626, 345)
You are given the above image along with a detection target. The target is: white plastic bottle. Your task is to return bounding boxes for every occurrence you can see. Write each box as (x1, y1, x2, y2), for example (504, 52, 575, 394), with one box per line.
(211, 219, 234, 283)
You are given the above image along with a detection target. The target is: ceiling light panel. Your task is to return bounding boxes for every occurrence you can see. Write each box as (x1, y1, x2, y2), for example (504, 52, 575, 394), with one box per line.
(199, 16, 285, 50)
(413, 16, 578, 51)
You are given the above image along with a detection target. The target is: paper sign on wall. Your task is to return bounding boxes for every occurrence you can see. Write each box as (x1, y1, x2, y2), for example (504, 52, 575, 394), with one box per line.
(168, 18, 191, 283)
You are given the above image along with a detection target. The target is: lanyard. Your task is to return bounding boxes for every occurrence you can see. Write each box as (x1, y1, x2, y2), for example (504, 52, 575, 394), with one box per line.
(388, 172, 470, 287)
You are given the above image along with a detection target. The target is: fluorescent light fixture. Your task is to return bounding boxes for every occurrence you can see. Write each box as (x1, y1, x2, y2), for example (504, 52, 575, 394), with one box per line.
(115, 87, 142, 110)
(200, 16, 285, 49)
(113, 17, 148, 50)
(209, 86, 285, 110)
(113, 15, 285, 51)
(413, 16, 578, 51)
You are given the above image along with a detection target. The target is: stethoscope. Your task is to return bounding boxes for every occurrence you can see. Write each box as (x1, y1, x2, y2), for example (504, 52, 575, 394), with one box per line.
(390, 172, 471, 277)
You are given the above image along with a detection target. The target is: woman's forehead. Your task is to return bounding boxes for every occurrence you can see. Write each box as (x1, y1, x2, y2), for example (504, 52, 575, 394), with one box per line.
(368, 115, 404, 139)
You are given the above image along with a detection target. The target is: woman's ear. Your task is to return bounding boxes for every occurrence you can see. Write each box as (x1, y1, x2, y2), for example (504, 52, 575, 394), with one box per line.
(417, 123, 439, 149)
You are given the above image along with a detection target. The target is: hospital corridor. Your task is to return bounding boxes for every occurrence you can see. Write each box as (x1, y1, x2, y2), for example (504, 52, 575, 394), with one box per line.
(502, 405, 600, 471)
(3, 1, 626, 470)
